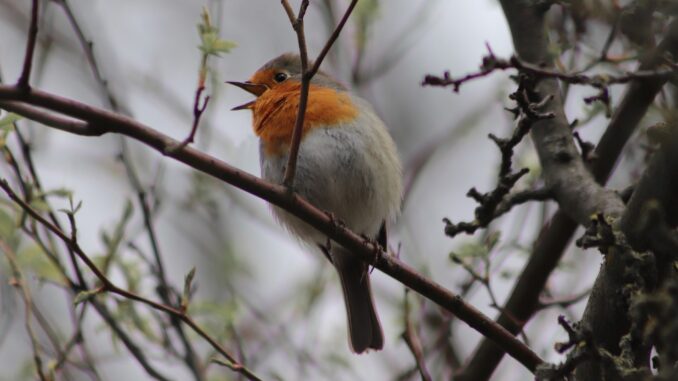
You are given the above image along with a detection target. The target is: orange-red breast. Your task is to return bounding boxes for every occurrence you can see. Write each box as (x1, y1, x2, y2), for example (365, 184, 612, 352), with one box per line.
(228, 53, 402, 353)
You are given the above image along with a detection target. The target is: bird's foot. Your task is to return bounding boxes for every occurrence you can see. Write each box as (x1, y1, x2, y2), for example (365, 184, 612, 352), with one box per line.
(360, 234, 382, 274)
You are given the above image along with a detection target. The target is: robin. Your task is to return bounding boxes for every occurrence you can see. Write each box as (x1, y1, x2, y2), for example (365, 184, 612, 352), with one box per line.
(228, 53, 402, 353)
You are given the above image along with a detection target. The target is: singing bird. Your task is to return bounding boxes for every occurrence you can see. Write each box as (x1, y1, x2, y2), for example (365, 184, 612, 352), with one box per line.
(228, 53, 402, 353)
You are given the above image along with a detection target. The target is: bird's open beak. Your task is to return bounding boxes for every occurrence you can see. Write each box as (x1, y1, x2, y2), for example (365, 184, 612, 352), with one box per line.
(226, 81, 269, 110)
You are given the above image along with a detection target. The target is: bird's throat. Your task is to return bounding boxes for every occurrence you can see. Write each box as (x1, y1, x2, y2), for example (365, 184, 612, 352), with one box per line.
(252, 82, 359, 156)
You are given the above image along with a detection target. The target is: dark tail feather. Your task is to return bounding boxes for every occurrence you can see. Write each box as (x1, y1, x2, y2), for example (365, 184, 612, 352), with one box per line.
(332, 247, 384, 353)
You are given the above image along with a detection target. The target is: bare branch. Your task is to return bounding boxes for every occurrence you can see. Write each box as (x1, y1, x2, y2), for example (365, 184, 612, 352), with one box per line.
(0, 84, 543, 373)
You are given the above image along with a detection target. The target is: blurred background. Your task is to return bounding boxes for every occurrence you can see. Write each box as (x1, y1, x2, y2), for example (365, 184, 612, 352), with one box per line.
(0, 0, 642, 380)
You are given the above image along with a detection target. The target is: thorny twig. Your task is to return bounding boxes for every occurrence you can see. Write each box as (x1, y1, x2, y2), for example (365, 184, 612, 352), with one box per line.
(535, 316, 593, 380)
(444, 81, 554, 238)
(423, 44, 677, 93)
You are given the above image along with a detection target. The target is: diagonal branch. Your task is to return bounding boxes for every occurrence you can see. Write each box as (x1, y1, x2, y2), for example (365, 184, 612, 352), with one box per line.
(0, 85, 543, 373)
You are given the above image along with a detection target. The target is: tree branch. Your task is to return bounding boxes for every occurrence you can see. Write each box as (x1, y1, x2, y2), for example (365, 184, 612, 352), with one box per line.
(458, 13, 678, 381)
(0, 84, 543, 372)
(571, 123, 678, 379)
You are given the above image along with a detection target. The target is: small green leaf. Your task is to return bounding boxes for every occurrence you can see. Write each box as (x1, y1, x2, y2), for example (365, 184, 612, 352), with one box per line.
(74, 287, 103, 306)
(181, 266, 196, 312)
(354, 0, 380, 48)
(485, 231, 501, 251)
(73, 200, 83, 214)
(197, 7, 236, 56)
(101, 199, 134, 274)
(449, 253, 462, 264)
(29, 198, 50, 212)
(16, 244, 65, 285)
(0, 112, 20, 129)
(452, 241, 489, 259)
(0, 207, 16, 241)
(41, 188, 73, 199)
(210, 39, 237, 54)
(118, 258, 142, 292)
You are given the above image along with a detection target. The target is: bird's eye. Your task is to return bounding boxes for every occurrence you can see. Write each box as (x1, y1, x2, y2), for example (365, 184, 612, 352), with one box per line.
(274, 72, 288, 83)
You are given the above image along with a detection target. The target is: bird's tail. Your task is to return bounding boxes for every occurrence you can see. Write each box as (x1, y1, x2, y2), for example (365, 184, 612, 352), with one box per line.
(332, 246, 384, 354)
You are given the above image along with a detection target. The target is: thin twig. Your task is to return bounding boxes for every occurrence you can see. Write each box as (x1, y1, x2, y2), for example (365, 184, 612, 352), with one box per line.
(18, 0, 39, 89)
(55, 0, 121, 110)
(119, 141, 204, 380)
(281, 0, 358, 187)
(402, 290, 433, 381)
(88, 300, 172, 381)
(169, 86, 210, 152)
